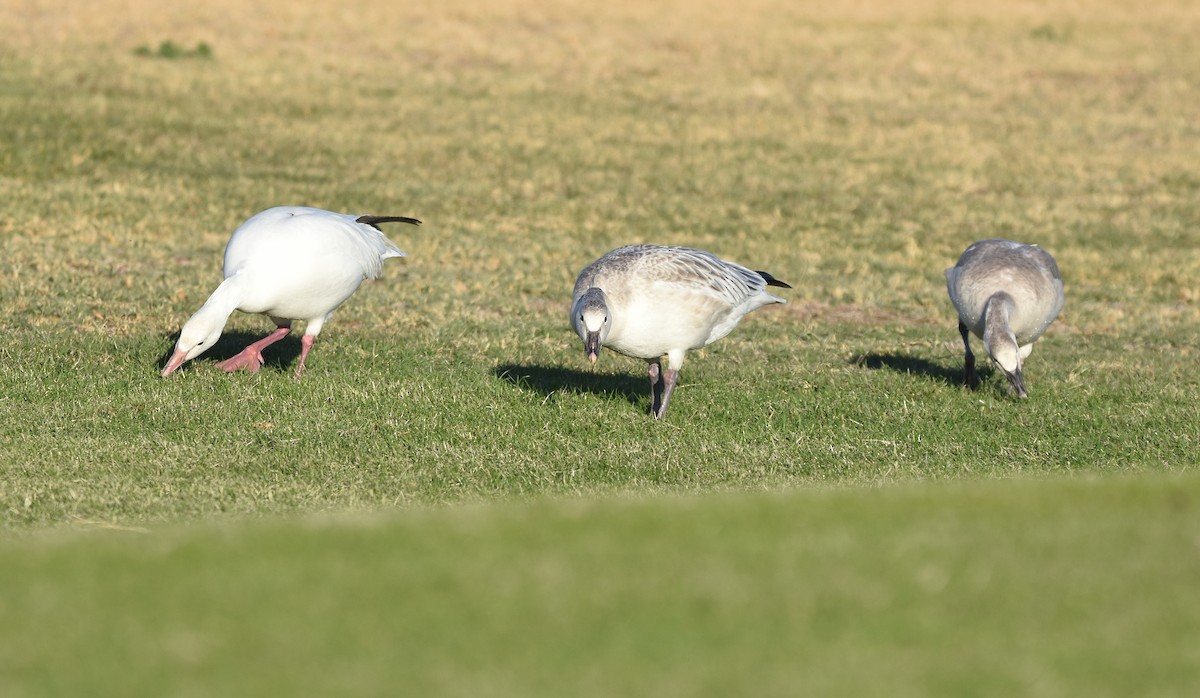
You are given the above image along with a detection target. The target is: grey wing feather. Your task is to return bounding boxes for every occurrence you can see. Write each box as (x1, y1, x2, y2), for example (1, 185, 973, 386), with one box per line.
(576, 244, 786, 307)
(1028, 245, 1062, 281)
(652, 246, 769, 306)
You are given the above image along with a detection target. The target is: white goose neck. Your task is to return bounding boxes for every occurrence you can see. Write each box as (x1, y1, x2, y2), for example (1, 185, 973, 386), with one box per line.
(194, 274, 246, 325)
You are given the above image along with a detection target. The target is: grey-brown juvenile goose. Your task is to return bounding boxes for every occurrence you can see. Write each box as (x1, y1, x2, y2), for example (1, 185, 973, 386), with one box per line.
(945, 239, 1064, 398)
(571, 244, 791, 419)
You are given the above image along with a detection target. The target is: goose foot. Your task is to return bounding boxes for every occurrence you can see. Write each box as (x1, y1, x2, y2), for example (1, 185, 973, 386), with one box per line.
(217, 325, 291, 373)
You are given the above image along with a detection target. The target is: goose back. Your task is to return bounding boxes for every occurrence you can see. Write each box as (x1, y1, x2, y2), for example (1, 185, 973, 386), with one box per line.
(946, 239, 1063, 344)
(573, 244, 786, 358)
(223, 207, 406, 320)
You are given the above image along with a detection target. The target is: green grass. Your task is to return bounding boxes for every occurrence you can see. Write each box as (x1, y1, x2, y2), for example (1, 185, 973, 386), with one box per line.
(3, 475, 1199, 697)
(1, 0, 1199, 693)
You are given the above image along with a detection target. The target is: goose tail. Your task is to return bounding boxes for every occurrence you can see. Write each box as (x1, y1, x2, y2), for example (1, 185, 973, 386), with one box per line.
(356, 215, 423, 230)
(756, 271, 792, 289)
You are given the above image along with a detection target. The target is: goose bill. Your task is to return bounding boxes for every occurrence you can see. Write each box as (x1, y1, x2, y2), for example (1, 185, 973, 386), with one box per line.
(1005, 367, 1028, 399)
(584, 330, 601, 363)
(162, 348, 189, 377)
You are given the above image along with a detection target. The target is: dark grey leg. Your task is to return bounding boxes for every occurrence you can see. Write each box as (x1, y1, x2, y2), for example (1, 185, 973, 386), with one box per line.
(648, 360, 663, 417)
(654, 369, 680, 420)
(959, 321, 977, 389)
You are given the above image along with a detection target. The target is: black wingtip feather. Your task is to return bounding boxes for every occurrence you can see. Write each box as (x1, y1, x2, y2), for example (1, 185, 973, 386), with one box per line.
(356, 215, 423, 230)
(756, 271, 792, 289)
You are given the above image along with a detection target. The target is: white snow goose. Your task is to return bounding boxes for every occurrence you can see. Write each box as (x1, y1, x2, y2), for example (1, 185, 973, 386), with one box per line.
(945, 238, 1064, 398)
(162, 206, 421, 378)
(570, 244, 791, 419)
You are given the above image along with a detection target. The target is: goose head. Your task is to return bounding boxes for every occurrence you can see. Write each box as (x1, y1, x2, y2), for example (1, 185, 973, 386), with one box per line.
(987, 334, 1027, 399)
(571, 287, 611, 364)
(162, 307, 227, 377)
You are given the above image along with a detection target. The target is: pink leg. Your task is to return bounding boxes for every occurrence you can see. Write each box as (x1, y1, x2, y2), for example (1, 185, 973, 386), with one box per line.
(217, 326, 291, 373)
(293, 334, 316, 379)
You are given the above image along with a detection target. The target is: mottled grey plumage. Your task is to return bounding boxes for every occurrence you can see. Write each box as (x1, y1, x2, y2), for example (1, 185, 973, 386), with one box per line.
(571, 244, 790, 418)
(945, 239, 1064, 398)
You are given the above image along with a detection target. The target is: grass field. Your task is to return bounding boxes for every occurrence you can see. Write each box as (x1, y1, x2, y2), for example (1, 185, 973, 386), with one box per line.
(1, 0, 1199, 694)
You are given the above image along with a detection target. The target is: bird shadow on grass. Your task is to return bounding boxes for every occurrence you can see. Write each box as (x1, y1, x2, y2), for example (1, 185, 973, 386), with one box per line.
(157, 330, 303, 374)
(492, 363, 647, 407)
(850, 351, 970, 388)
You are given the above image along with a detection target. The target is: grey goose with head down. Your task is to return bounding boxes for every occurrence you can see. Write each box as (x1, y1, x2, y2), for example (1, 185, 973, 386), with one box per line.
(945, 239, 1064, 398)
